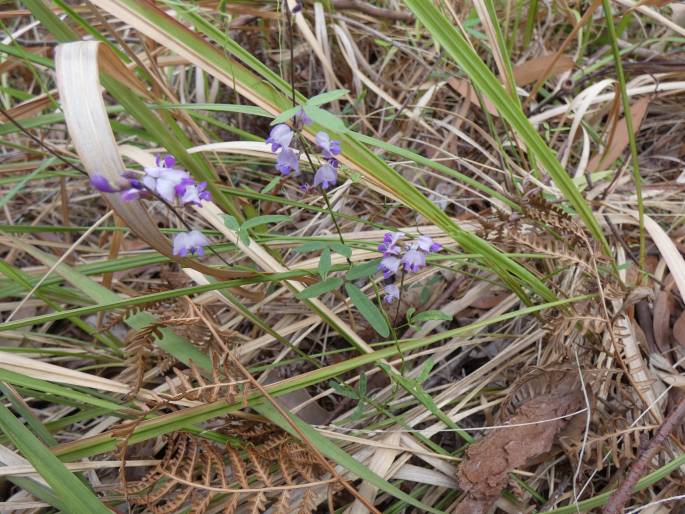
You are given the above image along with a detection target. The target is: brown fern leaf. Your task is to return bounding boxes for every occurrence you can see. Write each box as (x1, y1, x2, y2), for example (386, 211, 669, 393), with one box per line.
(246, 446, 272, 486)
(273, 490, 292, 514)
(297, 488, 318, 514)
(222, 493, 240, 514)
(153, 486, 194, 514)
(249, 491, 267, 514)
(226, 444, 249, 488)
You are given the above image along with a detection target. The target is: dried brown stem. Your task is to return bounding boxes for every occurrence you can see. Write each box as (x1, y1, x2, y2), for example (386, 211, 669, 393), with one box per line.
(603, 396, 685, 514)
(328, 0, 413, 21)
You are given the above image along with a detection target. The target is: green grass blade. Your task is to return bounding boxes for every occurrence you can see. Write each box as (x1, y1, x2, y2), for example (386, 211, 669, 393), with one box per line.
(0, 402, 111, 514)
(404, 0, 613, 263)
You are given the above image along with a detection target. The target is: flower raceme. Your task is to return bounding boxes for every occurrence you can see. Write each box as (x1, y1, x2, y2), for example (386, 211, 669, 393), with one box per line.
(376, 232, 441, 276)
(265, 112, 340, 190)
(91, 155, 212, 207)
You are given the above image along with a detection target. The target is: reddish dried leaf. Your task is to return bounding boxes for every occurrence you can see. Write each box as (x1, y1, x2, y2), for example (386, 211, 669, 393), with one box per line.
(512, 54, 575, 86)
(456, 380, 583, 514)
(447, 78, 499, 117)
(673, 310, 685, 347)
(652, 291, 673, 353)
(587, 96, 650, 172)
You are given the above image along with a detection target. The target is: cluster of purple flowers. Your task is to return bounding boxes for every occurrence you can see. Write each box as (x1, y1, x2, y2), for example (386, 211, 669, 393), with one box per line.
(266, 110, 341, 190)
(377, 231, 442, 304)
(90, 155, 212, 257)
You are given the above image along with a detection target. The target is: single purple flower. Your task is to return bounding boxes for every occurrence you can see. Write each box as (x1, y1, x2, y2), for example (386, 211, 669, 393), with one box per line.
(142, 166, 191, 204)
(156, 154, 176, 168)
(294, 108, 312, 128)
(313, 162, 337, 189)
(90, 174, 120, 193)
(299, 182, 313, 193)
(172, 230, 210, 257)
(179, 181, 211, 206)
(378, 231, 404, 255)
(379, 255, 401, 278)
(401, 246, 426, 273)
(266, 124, 294, 153)
(417, 235, 441, 253)
(120, 188, 142, 202)
(383, 284, 400, 304)
(276, 147, 300, 176)
(315, 131, 341, 159)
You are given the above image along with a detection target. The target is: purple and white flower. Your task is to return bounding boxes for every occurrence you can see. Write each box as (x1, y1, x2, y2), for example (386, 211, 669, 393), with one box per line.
(276, 148, 300, 176)
(315, 131, 341, 159)
(91, 173, 145, 202)
(378, 231, 404, 255)
(294, 108, 312, 129)
(177, 179, 211, 206)
(142, 165, 192, 204)
(172, 230, 209, 257)
(90, 174, 120, 193)
(313, 162, 337, 189)
(383, 284, 400, 304)
(401, 245, 427, 273)
(156, 154, 176, 168)
(416, 235, 441, 253)
(379, 255, 401, 278)
(266, 124, 294, 153)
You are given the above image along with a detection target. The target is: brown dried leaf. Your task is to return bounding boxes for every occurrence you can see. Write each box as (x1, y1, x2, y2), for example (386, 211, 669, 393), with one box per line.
(673, 310, 685, 347)
(447, 78, 499, 117)
(512, 54, 575, 86)
(652, 291, 673, 353)
(456, 382, 583, 514)
(587, 96, 650, 172)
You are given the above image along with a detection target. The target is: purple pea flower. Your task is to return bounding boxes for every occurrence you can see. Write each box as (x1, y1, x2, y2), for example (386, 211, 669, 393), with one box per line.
(91, 173, 145, 202)
(315, 131, 341, 159)
(383, 284, 400, 304)
(120, 188, 142, 202)
(276, 148, 300, 176)
(176, 179, 211, 206)
(379, 255, 401, 278)
(266, 124, 294, 153)
(378, 231, 405, 255)
(90, 174, 120, 193)
(156, 154, 176, 168)
(294, 108, 312, 129)
(172, 230, 209, 257)
(401, 245, 427, 273)
(142, 166, 191, 204)
(417, 235, 441, 253)
(313, 162, 337, 189)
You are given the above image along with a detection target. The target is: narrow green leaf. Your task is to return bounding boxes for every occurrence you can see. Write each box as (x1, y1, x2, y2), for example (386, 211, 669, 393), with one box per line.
(328, 242, 352, 258)
(307, 89, 349, 106)
(260, 176, 281, 194)
(414, 310, 452, 323)
(271, 105, 301, 125)
(346, 259, 381, 281)
(318, 248, 332, 280)
(296, 277, 343, 299)
(222, 214, 240, 231)
(345, 283, 389, 337)
(303, 105, 347, 133)
(241, 214, 290, 232)
(0, 403, 111, 514)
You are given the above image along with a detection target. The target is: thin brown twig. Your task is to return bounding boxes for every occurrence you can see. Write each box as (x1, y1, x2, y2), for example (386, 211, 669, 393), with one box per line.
(603, 396, 685, 514)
